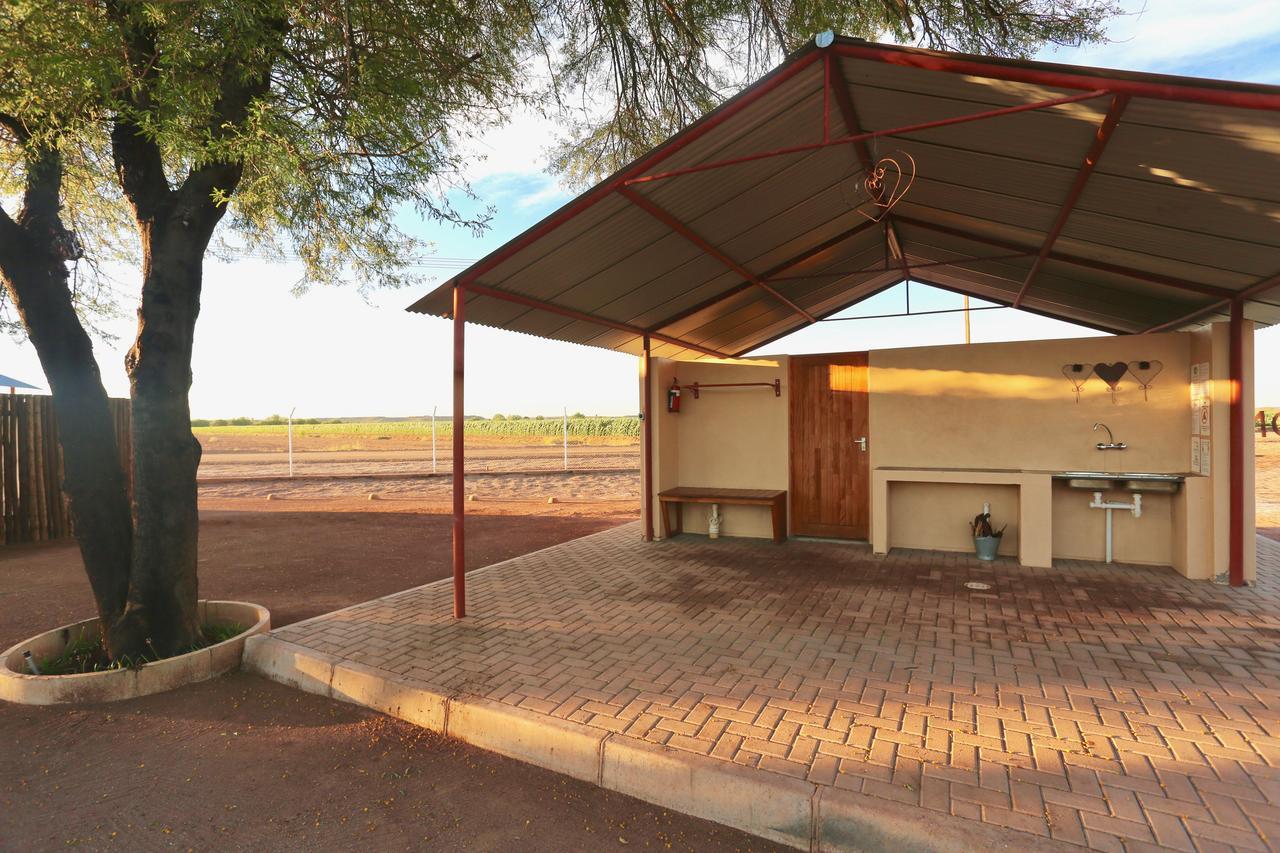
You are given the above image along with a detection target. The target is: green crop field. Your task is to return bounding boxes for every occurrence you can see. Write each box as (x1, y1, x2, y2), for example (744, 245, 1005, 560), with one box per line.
(193, 415, 641, 439)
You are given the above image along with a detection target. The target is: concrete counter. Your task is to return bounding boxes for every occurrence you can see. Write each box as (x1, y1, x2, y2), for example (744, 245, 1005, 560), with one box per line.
(871, 467, 1053, 567)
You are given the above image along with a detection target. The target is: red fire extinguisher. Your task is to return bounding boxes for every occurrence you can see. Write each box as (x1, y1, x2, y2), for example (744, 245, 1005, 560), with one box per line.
(667, 379, 682, 413)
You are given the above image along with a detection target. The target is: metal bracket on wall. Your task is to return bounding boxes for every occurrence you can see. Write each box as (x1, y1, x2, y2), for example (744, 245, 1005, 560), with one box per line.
(673, 379, 782, 399)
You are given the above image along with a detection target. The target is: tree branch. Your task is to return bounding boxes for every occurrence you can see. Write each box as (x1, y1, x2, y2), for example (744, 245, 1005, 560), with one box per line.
(0, 111, 29, 144)
(0, 200, 19, 255)
(104, 0, 172, 222)
(19, 143, 64, 231)
(173, 18, 283, 238)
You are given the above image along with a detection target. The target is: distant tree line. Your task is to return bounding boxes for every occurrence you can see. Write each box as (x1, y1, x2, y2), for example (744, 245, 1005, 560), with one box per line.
(190, 415, 641, 437)
(190, 415, 334, 427)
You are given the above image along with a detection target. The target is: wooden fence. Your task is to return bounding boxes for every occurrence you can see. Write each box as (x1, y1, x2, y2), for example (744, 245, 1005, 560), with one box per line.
(0, 394, 132, 545)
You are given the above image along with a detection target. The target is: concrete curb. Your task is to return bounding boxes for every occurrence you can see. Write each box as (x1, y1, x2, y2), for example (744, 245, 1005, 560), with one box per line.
(245, 633, 1076, 852)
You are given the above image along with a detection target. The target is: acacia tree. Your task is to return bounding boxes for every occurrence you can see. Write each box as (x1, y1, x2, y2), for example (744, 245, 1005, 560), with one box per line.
(0, 0, 1115, 660)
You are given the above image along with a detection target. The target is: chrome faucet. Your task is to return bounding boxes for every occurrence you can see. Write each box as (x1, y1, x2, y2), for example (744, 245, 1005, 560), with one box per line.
(1093, 422, 1127, 451)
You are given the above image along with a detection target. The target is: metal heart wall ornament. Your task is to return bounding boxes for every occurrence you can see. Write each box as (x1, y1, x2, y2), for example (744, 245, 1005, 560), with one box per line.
(1127, 360, 1163, 401)
(1093, 362, 1129, 403)
(853, 151, 916, 222)
(1062, 363, 1093, 403)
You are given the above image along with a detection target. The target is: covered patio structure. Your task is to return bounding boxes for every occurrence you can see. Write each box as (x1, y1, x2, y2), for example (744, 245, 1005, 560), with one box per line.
(247, 37, 1280, 851)
(408, 36, 1280, 615)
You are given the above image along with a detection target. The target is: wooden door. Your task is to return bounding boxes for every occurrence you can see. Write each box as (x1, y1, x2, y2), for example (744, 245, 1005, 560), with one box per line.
(789, 352, 870, 539)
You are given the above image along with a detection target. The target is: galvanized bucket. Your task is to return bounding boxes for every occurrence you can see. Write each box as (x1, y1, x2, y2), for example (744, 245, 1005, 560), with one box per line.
(973, 535, 1001, 561)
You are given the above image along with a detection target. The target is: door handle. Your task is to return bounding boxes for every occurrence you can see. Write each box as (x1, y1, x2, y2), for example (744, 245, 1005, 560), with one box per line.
(855, 436, 868, 452)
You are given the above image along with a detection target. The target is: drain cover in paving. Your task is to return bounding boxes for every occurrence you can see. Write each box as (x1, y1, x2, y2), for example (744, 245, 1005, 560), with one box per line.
(964, 581, 992, 590)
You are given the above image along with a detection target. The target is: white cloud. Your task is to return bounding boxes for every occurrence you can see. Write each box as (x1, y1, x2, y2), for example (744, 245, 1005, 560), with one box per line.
(1050, 0, 1280, 71)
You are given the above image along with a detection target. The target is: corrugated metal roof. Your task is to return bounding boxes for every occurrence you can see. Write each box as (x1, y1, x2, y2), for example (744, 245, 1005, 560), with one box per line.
(409, 38, 1280, 359)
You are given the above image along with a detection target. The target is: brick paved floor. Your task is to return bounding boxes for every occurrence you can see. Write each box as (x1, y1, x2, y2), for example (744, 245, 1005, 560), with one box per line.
(275, 526, 1280, 851)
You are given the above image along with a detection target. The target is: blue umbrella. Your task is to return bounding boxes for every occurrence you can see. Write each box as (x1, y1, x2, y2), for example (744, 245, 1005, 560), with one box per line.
(0, 374, 39, 391)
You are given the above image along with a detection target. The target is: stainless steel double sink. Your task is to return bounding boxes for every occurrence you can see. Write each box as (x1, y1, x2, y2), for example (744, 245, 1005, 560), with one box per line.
(1054, 471, 1185, 494)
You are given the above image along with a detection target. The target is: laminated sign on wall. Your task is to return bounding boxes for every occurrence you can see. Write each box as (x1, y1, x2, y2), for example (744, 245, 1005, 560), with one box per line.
(1189, 362, 1212, 475)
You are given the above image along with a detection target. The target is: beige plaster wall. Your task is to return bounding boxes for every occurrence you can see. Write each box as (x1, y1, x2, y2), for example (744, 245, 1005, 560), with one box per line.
(1203, 321, 1257, 582)
(1051, 483, 1174, 566)
(647, 357, 789, 539)
(868, 332, 1192, 473)
(889, 483, 1020, 556)
(642, 326, 1250, 581)
(868, 332, 1194, 567)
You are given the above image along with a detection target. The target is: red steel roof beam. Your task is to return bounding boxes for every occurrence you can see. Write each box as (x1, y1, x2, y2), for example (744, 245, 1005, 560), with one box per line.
(459, 281, 733, 359)
(624, 89, 1109, 187)
(645, 218, 882, 334)
(617, 185, 817, 323)
(731, 268, 1134, 358)
(730, 276, 905, 357)
(1142, 269, 1280, 333)
(894, 215, 1237, 301)
(408, 49, 825, 304)
(772, 251, 1036, 281)
(833, 41, 1280, 112)
(1013, 93, 1128, 309)
(826, 58, 877, 172)
(827, 58, 916, 287)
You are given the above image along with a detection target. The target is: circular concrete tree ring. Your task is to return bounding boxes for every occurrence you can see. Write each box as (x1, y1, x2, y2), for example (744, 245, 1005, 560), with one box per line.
(0, 600, 270, 705)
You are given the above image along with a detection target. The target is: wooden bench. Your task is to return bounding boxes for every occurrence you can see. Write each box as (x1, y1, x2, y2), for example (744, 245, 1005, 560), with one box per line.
(657, 487, 788, 544)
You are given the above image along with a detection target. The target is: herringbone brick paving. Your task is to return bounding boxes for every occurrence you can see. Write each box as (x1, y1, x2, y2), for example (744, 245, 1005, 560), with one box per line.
(276, 525, 1280, 851)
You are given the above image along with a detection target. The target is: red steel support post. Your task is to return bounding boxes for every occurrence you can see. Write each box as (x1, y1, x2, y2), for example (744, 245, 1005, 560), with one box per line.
(452, 285, 467, 616)
(641, 335, 654, 542)
(1229, 298, 1245, 586)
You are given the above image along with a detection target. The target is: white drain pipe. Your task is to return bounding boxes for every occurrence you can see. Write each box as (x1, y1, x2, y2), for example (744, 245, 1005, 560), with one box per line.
(1089, 491, 1142, 563)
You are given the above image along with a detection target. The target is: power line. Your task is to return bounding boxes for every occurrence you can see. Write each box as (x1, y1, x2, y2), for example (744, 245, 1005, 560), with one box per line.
(821, 305, 1005, 322)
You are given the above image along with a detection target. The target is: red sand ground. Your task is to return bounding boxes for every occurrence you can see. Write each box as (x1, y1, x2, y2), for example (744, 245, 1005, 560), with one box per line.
(3, 430, 1277, 848)
(1256, 437, 1280, 541)
(0, 499, 777, 851)
(0, 498, 638, 643)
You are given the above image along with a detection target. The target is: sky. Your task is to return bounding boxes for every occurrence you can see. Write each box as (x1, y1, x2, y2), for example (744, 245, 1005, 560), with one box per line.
(2, 0, 1278, 419)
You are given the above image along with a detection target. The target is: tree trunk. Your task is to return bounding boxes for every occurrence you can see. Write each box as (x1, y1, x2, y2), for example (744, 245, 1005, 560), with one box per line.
(0, 152, 133, 638)
(110, 220, 208, 658)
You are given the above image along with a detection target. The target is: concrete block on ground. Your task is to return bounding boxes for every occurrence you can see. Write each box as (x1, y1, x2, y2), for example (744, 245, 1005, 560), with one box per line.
(602, 735, 815, 851)
(330, 661, 447, 732)
(242, 635, 335, 697)
(447, 696, 606, 784)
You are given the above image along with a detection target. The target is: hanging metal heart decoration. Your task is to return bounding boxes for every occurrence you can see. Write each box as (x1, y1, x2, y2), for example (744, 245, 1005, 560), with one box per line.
(1093, 362, 1129, 403)
(1062, 363, 1094, 403)
(848, 151, 916, 223)
(1127, 360, 1163, 401)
